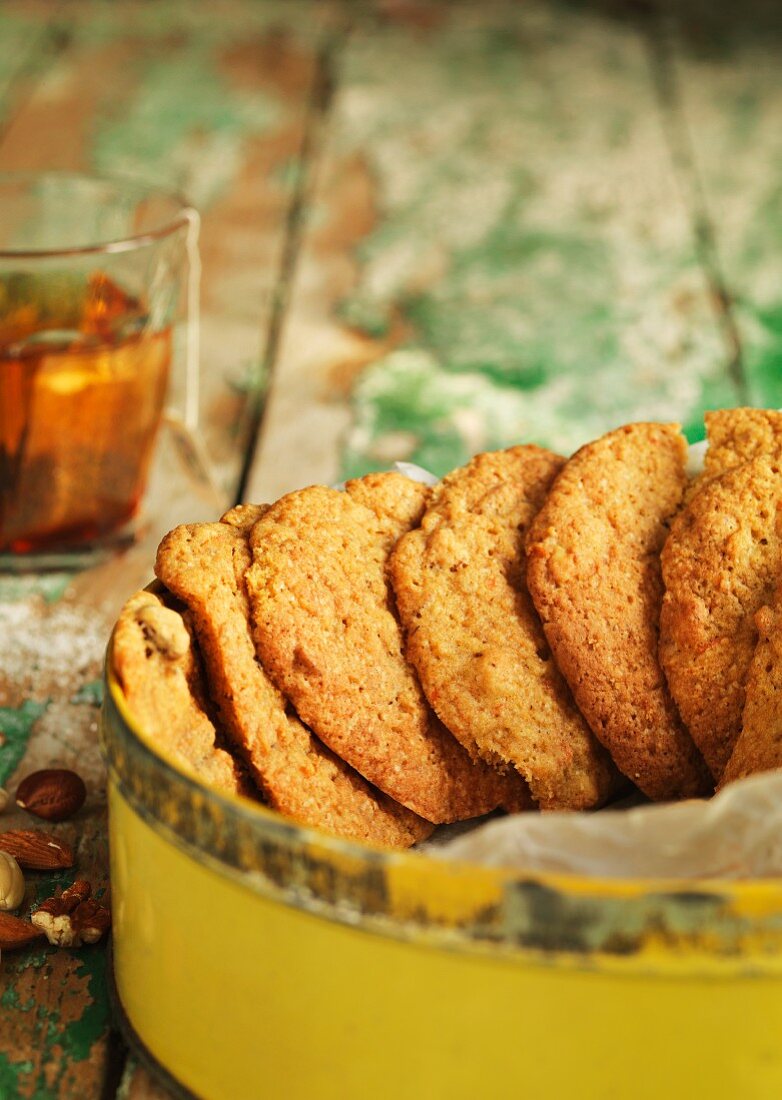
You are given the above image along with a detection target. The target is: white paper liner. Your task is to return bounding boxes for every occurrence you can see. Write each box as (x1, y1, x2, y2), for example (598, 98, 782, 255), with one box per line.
(425, 771, 782, 880)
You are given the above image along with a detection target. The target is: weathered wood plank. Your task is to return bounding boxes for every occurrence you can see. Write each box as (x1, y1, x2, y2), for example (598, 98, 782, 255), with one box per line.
(0, 11, 116, 1099)
(0, 3, 334, 1096)
(0, 695, 113, 1098)
(666, 4, 782, 409)
(245, 0, 736, 504)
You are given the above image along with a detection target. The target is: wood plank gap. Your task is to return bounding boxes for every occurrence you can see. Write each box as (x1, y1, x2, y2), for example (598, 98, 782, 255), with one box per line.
(642, 5, 750, 405)
(233, 23, 348, 505)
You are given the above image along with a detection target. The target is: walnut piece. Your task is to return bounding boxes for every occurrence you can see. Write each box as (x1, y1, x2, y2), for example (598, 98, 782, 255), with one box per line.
(31, 880, 111, 947)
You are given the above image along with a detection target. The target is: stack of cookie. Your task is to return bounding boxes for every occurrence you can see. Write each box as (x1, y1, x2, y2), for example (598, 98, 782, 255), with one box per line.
(659, 408, 782, 790)
(112, 408, 782, 851)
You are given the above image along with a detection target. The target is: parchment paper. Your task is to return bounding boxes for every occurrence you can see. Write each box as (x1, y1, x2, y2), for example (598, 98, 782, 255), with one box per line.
(428, 771, 782, 879)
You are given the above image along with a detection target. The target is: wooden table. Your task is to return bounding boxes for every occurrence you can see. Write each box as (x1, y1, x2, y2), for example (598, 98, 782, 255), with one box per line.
(1, 1, 780, 1095)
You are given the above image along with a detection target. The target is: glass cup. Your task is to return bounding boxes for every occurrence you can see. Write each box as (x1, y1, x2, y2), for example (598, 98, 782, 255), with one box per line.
(0, 171, 200, 557)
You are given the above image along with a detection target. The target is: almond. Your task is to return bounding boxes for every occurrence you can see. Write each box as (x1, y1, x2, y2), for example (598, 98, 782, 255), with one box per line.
(0, 911, 44, 951)
(0, 830, 74, 870)
(16, 770, 86, 822)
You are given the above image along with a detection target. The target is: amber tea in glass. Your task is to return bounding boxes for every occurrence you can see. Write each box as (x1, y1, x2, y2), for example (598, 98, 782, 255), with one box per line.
(0, 172, 198, 555)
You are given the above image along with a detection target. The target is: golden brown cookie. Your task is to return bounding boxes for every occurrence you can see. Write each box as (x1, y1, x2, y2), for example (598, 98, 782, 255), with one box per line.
(390, 446, 616, 811)
(720, 595, 782, 788)
(246, 474, 530, 823)
(702, 407, 782, 481)
(155, 522, 432, 849)
(111, 589, 251, 798)
(526, 423, 710, 801)
(344, 471, 432, 544)
(220, 503, 269, 535)
(660, 456, 782, 779)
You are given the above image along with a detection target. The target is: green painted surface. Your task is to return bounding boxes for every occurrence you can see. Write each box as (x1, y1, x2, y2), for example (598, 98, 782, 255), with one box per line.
(63, 949, 112, 1061)
(93, 52, 281, 209)
(671, 12, 782, 411)
(0, 573, 71, 605)
(0, 944, 111, 1100)
(55, 0, 328, 211)
(70, 679, 104, 708)
(0, 699, 49, 786)
(0, 1056, 35, 1098)
(334, 5, 737, 474)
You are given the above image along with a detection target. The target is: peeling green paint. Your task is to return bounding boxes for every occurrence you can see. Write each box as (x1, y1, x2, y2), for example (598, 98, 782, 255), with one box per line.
(94, 51, 281, 208)
(670, 16, 782, 412)
(1, 984, 26, 1010)
(342, 349, 543, 478)
(30, 869, 74, 907)
(0, 573, 71, 604)
(65, 948, 111, 1062)
(742, 305, 782, 409)
(0, 1056, 34, 1097)
(332, 8, 737, 474)
(70, 680, 104, 708)
(0, 700, 49, 786)
(1, 939, 111, 1098)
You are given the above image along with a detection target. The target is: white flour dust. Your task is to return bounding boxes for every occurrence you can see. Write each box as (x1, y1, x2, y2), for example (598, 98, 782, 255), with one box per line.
(0, 598, 109, 703)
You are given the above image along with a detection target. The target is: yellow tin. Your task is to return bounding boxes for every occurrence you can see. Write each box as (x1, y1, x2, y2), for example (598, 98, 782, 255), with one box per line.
(103, 644, 782, 1100)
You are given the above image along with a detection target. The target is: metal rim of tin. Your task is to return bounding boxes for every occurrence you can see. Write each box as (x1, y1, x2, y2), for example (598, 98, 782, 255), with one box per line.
(102, 633, 782, 975)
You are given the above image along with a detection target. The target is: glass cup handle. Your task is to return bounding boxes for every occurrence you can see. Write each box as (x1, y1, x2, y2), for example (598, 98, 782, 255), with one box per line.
(162, 207, 223, 506)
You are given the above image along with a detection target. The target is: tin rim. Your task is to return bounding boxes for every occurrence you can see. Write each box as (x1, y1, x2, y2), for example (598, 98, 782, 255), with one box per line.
(103, 623, 782, 975)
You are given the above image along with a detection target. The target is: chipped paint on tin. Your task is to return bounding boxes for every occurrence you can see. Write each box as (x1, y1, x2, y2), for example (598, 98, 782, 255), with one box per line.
(105, 665, 782, 979)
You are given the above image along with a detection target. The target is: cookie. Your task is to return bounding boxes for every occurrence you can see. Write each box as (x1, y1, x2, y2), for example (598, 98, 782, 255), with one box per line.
(526, 423, 710, 801)
(702, 407, 782, 482)
(720, 596, 782, 788)
(112, 589, 251, 798)
(246, 474, 530, 823)
(155, 522, 432, 849)
(660, 456, 782, 779)
(220, 503, 269, 535)
(390, 446, 616, 811)
(344, 471, 432, 544)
